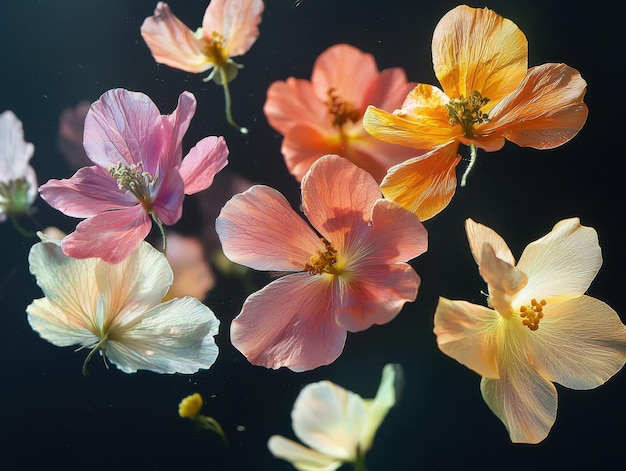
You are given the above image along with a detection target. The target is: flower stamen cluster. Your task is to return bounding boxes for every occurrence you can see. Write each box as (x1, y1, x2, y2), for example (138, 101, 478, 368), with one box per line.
(519, 298, 546, 331)
(304, 238, 338, 275)
(325, 88, 361, 128)
(204, 32, 228, 68)
(108, 161, 156, 208)
(445, 90, 491, 137)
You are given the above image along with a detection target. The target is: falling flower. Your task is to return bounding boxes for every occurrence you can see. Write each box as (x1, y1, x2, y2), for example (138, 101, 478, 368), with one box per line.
(141, 0, 264, 133)
(26, 234, 220, 375)
(39, 88, 229, 264)
(264, 43, 418, 183)
(433, 218, 626, 443)
(268, 363, 402, 471)
(216, 154, 427, 372)
(178, 392, 228, 443)
(0, 110, 38, 233)
(363, 5, 588, 220)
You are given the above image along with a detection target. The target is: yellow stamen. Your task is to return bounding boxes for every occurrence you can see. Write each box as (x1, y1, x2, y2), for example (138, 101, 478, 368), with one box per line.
(325, 88, 361, 128)
(519, 298, 546, 331)
(445, 90, 490, 137)
(108, 161, 156, 210)
(305, 238, 340, 275)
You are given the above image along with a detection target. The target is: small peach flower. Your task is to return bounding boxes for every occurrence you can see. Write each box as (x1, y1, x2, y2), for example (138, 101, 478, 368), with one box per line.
(363, 5, 588, 220)
(264, 43, 417, 183)
(433, 218, 626, 443)
(179, 392, 204, 419)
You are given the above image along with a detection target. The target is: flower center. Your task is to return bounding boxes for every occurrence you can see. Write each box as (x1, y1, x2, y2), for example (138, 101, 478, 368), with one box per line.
(0, 177, 31, 216)
(445, 90, 490, 137)
(519, 298, 546, 331)
(204, 32, 228, 68)
(108, 162, 156, 210)
(305, 238, 341, 275)
(325, 88, 361, 128)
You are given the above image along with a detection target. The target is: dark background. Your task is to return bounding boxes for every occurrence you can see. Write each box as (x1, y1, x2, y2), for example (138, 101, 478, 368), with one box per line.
(1, 1, 624, 470)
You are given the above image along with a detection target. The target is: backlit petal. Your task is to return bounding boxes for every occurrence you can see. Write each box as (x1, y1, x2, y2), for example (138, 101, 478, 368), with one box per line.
(360, 67, 417, 115)
(479, 244, 527, 316)
(151, 168, 185, 225)
(268, 435, 342, 471)
(216, 185, 322, 271)
(465, 218, 515, 266)
(0, 110, 34, 181)
(160, 91, 197, 170)
(179, 136, 229, 195)
(230, 274, 346, 372)
(203, 0, 264, 57)
(280, 125, 342, 182)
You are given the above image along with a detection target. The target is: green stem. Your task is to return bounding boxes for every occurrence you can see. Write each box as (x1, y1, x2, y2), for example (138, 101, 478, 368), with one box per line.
(460, 143, 478, 187)
(9, 214, 36, 238)
(353, 455, 369, 471)
(219, 68, 248, 135)
(151, 213, 167, 255)
(197, 415, 229, 445)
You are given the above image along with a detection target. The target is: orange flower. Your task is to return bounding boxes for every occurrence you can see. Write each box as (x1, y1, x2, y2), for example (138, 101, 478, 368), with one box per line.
(264, 44, 418, 182)
(141, 0, 264, 133)
(363, 5, 588, 220)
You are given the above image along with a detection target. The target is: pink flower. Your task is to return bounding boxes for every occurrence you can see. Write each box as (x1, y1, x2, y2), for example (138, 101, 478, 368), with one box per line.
(264, 44, 418, 183)
(39, 88, 229, 263)
(216, 154, 427, 371)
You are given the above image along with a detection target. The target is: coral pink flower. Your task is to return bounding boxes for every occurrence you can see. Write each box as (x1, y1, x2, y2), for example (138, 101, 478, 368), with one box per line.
(264, 44, 419, 183)
(40, 88, 229, 264)
(216, 154, 427, 371)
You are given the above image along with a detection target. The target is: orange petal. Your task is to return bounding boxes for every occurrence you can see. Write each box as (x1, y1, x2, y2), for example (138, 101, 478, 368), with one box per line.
(281, 124, 342, 182)
(380, 143, 461, 221)
(432, 5, 528, 103)
(203, 0, 264, 57)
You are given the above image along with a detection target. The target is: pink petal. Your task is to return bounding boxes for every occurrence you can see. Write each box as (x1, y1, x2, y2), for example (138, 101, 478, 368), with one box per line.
(359, 67, 416, 113)
(62, 206, 152, 263)
(140, 2, 212, 74)
(39, 166, 136, 218)
(57, 101, 91, 170)
(159, 91, 197, 171)
(281, 124, 342, 182)
(151, 169, 184, 225)
(231, 273, 347, 371)
(202, 0, 264, 58)
(216, 185, 322, 271)
(301, 155, 381, 247)
(179, 136, 229, 195)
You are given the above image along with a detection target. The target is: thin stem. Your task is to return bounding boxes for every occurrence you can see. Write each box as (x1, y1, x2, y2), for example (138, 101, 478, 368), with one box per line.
(151, 213, 167, 255)
(353, 453, 369, 471)
(197, 415, 229, 445)
(9, 214, 36, 238)
(460, 143, 478, 187)
(219, 68, 248, 135)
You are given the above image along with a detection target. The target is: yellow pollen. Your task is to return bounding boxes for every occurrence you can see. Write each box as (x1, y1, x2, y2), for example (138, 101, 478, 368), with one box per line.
(445, 90, 490, 137)
(519, 298, 546, 331)
(204, 32, 228, 68)
(325, 88, 361, 128)
(305, 238, 339, 275)
(108, 161, 156, 208)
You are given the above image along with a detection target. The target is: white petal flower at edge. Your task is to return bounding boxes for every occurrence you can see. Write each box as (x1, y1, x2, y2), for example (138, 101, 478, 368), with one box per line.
(434, 218, 626, 444)
(26, 233, 220, 375)
(268, 363, 402, 471)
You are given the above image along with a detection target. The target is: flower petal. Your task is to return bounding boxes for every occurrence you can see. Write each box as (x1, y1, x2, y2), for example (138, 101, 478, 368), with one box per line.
(486, 63, 588, 149)
(140, 2, 212, 74)
(0, 110, 34, 181)
(530, 295, 626, 389)
(281, 124, 342, 182)
(105, 296, 220, 374)
(432, 5, 528, 103)
(151, 168, 184, 225)
(203, 0, 264, 58)
(433, 297, 500, 379)
(230, 273, 347, 372)
(380, 142, 461, 221)
(465, 218, 515, 266)
(268, 435, 343, 471)
(160, 90, 197, 170)
(360, 67, 417, 115)
(479, 244, 528, 316)
(179, 136, 229, 195)
(216, 185, 322, 271)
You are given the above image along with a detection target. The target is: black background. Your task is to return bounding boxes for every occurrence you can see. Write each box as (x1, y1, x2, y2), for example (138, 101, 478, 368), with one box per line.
(1, 1, 624, 470)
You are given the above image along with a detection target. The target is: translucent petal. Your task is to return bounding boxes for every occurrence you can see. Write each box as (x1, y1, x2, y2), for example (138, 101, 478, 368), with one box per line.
(267, 436, 342, 471)
(465, 218, 515, 266)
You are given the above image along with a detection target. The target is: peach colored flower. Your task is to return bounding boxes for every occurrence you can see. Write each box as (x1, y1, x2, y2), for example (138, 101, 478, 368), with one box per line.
(433, 218, 626, 443)
(39, 88, 229, 264)
(264, 43, 418, 183)
(216, 154, 427, 372)
(363, 5, 588, 220)
(141, 0, 264, 132)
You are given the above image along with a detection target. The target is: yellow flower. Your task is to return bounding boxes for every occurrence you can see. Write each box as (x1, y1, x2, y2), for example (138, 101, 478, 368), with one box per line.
(178, 393, 204, 419)
(434, 218, 626, 443)
(363, 5, 588, 220)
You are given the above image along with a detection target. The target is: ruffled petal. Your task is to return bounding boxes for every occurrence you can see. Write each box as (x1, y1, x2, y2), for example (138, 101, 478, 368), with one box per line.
(268, 435, 343, 471)
(530, 295, 626, 389)
(61, 205, 151, 263)
(485, 64, 588, 149)
(433, 297, 500, 379)
(230, 273, 346, 372)
(140, 2, 212, 74)
(465, 218, 515, 266)
(179, 136, 229, 195)
(432, 5, 528, 103)
(203, 0, 264, 57)
(380, 142, 461, 221)
(216, 185, 322, 271)
(39, 166, 136, 218)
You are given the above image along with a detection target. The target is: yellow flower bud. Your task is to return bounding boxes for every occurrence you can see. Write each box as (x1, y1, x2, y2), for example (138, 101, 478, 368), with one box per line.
(178, 393, 204, 419)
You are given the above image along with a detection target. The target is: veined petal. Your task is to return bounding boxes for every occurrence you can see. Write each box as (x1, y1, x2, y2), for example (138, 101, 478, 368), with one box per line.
(432, 5, 528, 103)
(530, 295, 626, 389)
(479, 244, 527, 316)
(216, 185, 322, 271)
(140, 2, 213, 74)
(179, 136, 229, 195)
(515, 218, 601, 302)
(151, 168, 184, 225)
(203, 0, 264, 58)
(465, 218, 515, 266)
(61, 205, 151, 263)
(281, 125, 343, 182)
(433, 297, 500, 379)
(230, 274, 347, 372)
(160, 91, 197, 171)
(485, 64, 588, 148)
(39, 166, 136, 218)
(291, 381, 365, 461)
(302, 155, 381, 248)
(380, 142, 461, 221)
(360, 67, 417, 115)
(0, 110, 34, 181)
(268, 435, 343, 471)
(105, 296, 220, 374)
